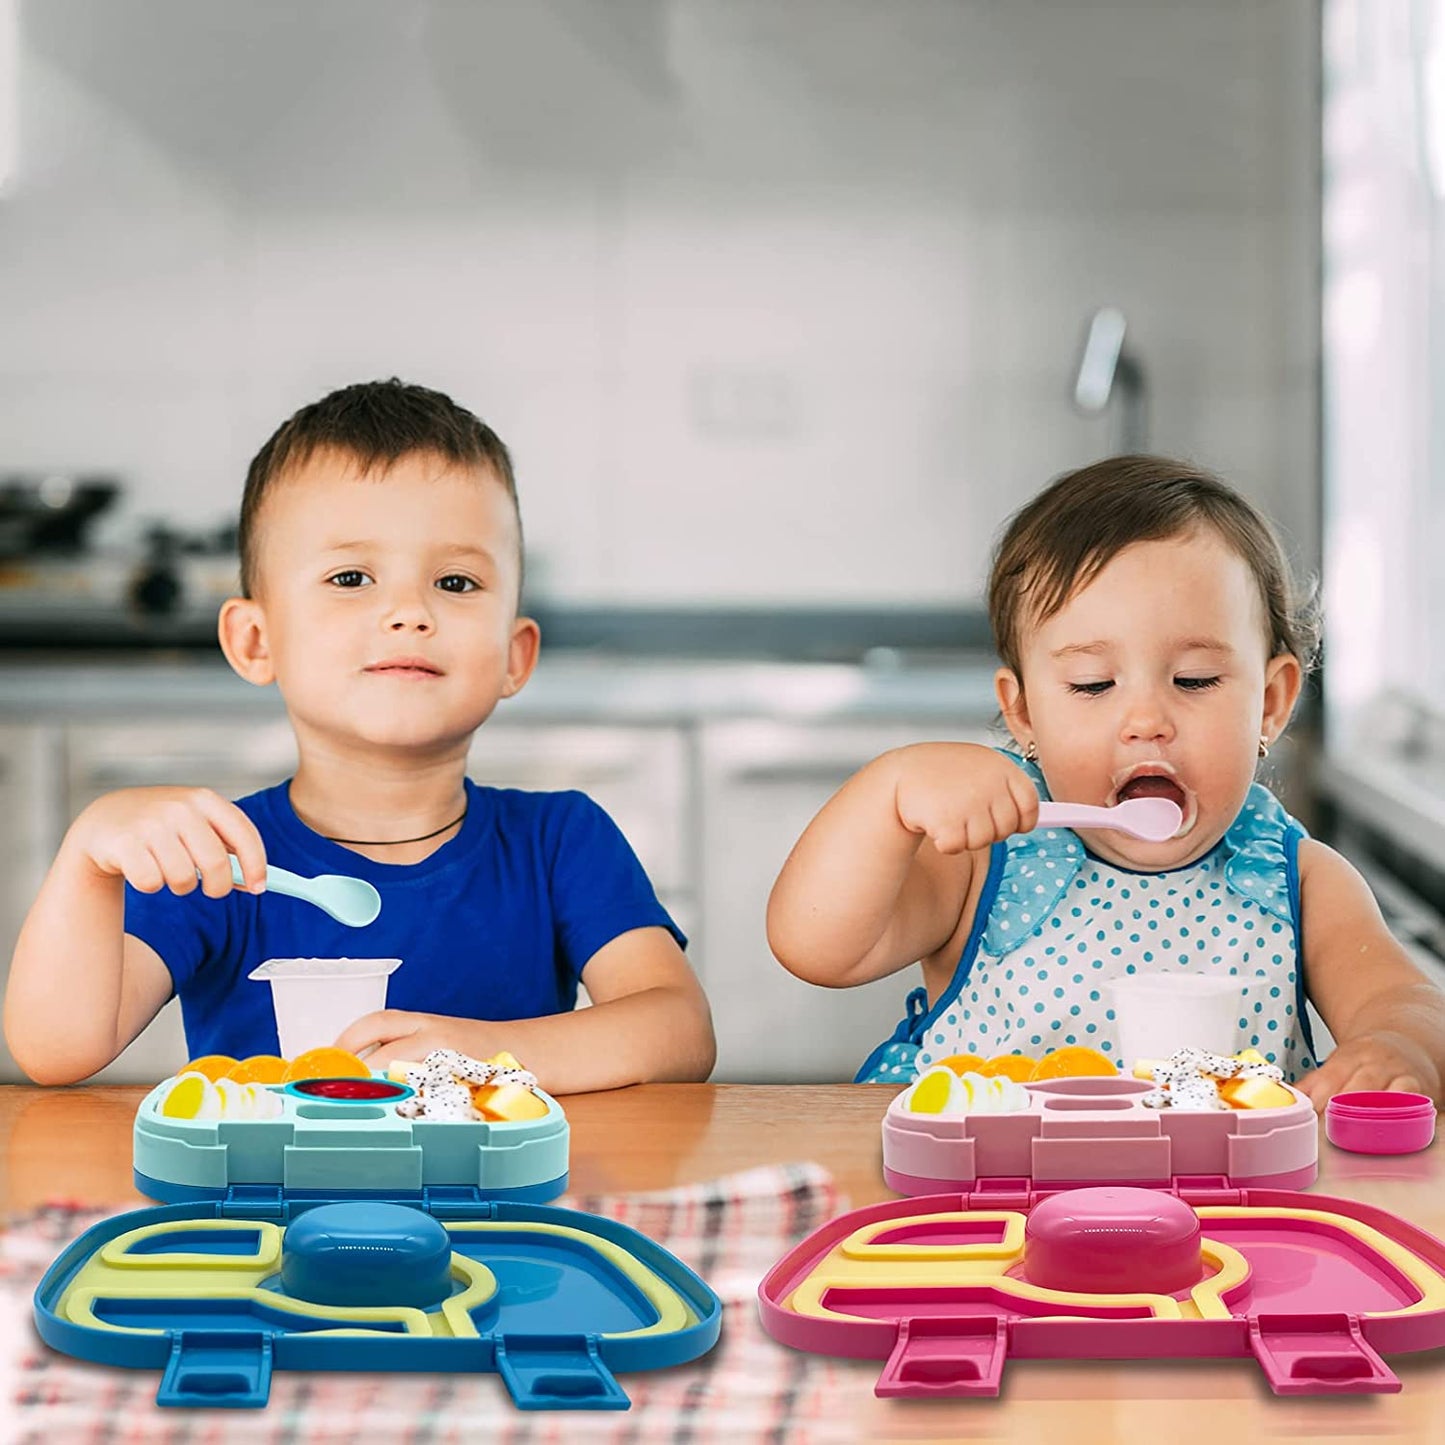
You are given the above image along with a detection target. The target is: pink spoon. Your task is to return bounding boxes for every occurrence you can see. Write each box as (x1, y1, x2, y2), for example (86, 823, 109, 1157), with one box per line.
(1035, 796, 1183, 842)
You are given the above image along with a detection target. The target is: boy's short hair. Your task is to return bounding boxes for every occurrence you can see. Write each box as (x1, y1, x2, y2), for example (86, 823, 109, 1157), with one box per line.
(239, 378, 521, 598)
(988, 454, 1320, 679)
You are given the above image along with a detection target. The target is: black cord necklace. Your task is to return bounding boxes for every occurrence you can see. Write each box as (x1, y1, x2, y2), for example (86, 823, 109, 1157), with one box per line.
(323, 800, 468, 847)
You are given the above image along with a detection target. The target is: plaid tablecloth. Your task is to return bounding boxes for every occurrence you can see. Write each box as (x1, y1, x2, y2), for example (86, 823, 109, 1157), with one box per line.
(2, 1164, 855, 1444)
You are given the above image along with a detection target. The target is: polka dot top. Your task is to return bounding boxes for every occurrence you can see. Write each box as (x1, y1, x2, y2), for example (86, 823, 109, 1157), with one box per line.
(854, 752, 1319, 1085)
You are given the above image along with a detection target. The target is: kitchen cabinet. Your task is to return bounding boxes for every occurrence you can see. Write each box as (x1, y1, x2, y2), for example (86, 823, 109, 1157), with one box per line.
(1, 659, 1005, 1086)
(696, 718, 992, 1082)
(61, 720, 301, 1084)
(466, 723, 692, 911)
(0, 726, 65, 1082)
(2, 715, 695, 1083)
(64, 720, 300, 814)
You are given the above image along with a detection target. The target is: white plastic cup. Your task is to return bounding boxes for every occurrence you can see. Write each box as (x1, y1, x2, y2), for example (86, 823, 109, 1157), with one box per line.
(247, 958, 403, 1058)
(1105, 971, 1243, 1067)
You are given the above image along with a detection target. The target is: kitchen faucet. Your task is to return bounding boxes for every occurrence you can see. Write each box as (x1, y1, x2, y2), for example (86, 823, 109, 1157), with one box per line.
(1073, 306, 1148, 453)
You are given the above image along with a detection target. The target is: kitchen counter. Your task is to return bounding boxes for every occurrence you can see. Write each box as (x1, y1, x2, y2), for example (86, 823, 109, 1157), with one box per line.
(1319, 749, 1445, 877)
(0, 652, 1004, 725)
(0, 597, 996, 659)
(0, 652, 1006, 1088)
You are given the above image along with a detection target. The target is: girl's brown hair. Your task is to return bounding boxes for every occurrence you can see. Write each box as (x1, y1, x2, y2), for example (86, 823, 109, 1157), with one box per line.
(988, 454, 1319, 679)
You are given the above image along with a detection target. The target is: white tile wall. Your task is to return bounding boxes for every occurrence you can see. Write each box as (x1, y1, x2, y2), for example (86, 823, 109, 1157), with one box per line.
(1, 0, 1320, 601)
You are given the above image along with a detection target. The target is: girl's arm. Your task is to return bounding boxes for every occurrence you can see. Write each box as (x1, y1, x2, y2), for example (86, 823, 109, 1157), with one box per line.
(766, 743, 1037, 989)
(1294, 838, 1445, 1108)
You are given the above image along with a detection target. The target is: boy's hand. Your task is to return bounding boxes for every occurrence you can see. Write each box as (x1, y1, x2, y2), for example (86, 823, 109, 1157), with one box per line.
(1294, 1031, 1442, 1111)
(334, 1009, 505, 1071)
(67, 786, 268, 898)
(893, 742, 1040, 855)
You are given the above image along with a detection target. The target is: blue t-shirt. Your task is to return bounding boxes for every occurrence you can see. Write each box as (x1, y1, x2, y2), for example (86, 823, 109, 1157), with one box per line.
(124, 779, 685, 1060)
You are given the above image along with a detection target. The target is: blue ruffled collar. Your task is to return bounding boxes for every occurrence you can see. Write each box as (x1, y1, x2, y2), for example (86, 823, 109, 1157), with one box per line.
(980, 750, 1303, 958)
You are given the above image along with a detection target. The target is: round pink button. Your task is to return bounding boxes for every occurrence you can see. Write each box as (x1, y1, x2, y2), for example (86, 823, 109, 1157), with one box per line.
(1024, 1185, 1202, 1295)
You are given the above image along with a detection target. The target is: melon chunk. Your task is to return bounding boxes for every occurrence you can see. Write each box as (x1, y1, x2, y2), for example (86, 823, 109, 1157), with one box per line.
(470, 1081, 550, 1121)
(1219, 1076, 1295, 1110)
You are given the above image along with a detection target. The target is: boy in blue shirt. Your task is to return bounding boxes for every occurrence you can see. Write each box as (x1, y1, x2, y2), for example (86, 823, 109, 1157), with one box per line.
(5, 379, 715, 1092)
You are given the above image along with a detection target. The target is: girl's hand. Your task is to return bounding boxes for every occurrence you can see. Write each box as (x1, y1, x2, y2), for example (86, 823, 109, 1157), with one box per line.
(1293, 1031, 1442, 1112)
(893, 742, 1040, 855)
(333, 1009, 506, 1070)
(68, 786, 268, 898)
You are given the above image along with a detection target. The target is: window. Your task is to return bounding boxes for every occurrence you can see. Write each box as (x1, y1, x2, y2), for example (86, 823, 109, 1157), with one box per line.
(1323, 0, 1445, 869)
(1324, 1, 1445, 739)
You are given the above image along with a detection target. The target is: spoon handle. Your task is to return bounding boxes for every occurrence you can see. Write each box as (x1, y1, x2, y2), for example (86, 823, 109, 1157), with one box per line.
(228, 855, 308, 901)
(1035, 801, 1117, 832)
(228, 855, 381, 927)
(1034, 798, 1181, 842)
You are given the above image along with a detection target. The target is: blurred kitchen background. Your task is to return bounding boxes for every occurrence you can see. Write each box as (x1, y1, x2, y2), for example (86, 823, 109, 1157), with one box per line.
(0, 0, 1440, 1084)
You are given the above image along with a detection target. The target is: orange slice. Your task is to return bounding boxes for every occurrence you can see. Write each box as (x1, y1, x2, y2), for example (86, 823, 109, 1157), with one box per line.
(281, 1047, 371, 1082)
(1030, 1045, 1119, 1080)
(977, 1054, 1037, 1083)
(179, 1054, 239, 1082)
(226, 1055, 289, 1085)
(934, 1053, 987, 1076)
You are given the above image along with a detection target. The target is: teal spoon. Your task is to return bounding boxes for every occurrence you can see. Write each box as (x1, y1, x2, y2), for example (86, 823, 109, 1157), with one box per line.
(228, 857, 381, 928)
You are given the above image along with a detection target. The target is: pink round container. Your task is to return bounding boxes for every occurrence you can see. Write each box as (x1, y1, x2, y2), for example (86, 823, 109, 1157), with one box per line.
(1325, 1090, 1437, 1155)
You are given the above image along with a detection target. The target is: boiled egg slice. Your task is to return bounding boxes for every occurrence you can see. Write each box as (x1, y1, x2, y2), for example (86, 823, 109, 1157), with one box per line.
(906, 1065, 965, 1114)
(159, 1072, 222, 1120)
(212, 1076, 250, 1118)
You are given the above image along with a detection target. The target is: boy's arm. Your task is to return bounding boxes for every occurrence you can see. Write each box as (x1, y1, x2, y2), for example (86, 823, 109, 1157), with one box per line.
(335, 925, 715, 1093)
(5, 785, 265, 1085)
(767, 744, 1031, 988)
(4, 836, 174, 1083)
(1293, 839, 1445, 1108)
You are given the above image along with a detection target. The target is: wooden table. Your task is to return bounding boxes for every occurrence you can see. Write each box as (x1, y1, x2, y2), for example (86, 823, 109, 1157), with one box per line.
(5, 1082, 1445, 1442)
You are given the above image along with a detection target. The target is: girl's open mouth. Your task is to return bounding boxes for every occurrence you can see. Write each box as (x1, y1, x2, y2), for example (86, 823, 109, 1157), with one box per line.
(1116, 773, 1188, 810)
(1110, 766, 1194, 837)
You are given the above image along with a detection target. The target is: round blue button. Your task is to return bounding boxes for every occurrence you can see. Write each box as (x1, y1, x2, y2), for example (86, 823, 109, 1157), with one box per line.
(281, 1202, 452, 1309)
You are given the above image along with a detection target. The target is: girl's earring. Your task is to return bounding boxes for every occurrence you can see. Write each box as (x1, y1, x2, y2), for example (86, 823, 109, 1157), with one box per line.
(1023, 739, 1038, 763)
(1258, 735, 1270, 760)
